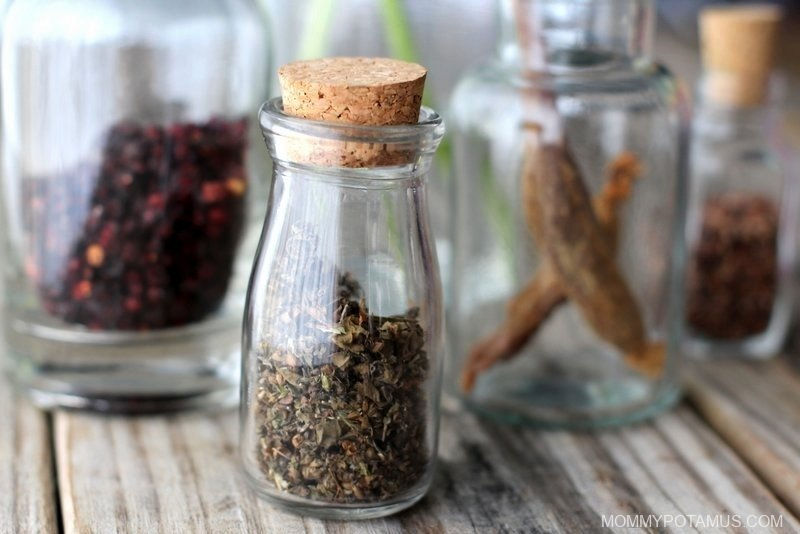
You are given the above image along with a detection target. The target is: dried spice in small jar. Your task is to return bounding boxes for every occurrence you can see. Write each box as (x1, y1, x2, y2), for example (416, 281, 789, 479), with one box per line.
(23, 117, 248, 330)
(241, 57, 445, 519)
(683, 5, 795, 357)
(687, 193, 779, 339)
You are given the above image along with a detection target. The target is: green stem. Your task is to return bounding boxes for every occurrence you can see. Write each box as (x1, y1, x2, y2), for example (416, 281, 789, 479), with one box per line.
(378, 0, 418, 67)
(380, 1, 514, 263)
(480, 156, 516, 269)
(298, 0, 335, 59)
(383, 195, 404, 260)
(378, 0, 451, 184)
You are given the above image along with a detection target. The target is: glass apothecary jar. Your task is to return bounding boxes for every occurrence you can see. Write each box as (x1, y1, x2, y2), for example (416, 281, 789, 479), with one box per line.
(1, 0, 269, 411)
(448, 0, 686, 427)
(240, 96, 445, 518)
(684, 5, 795, 359)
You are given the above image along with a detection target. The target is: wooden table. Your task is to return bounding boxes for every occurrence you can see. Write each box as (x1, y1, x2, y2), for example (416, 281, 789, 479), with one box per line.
(3, 357, 800, 533)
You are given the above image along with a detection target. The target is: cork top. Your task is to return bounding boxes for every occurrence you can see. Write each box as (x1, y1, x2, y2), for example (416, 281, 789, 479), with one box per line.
(700, 4, 782, 107)
(274, 57, 429, 167)
(279, 57, 427, 126)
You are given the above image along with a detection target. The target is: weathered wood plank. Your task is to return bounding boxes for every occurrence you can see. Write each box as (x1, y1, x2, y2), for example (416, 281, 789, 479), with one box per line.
(55, 401, 799, 533)
(0, 375, 58, 534)
(688, 358, 800, 519)
(55, 409, 407, 534)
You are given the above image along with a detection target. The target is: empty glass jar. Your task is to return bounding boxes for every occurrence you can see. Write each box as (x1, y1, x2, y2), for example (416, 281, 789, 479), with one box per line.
(1, 0, 269, 411)
(240, 98, 445, 518)
(448, 0, 686, 427)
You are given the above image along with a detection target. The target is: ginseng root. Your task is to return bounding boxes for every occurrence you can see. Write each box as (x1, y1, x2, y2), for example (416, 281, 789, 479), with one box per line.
(461, 148, 662, 392)
(522, 130, 664, 377)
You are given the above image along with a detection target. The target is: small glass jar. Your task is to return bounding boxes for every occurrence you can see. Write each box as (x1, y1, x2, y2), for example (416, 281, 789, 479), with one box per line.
(447, 0, 686, 427)
(683, 7, 795, 359)
(1, 0, 269, 411)
(240, 99, 445, 518)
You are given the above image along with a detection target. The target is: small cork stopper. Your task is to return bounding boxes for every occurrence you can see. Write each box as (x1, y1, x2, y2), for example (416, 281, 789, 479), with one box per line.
(279, 57, 426, 125)
(277, 57, 427, 167)
(700, 4, 782, 107)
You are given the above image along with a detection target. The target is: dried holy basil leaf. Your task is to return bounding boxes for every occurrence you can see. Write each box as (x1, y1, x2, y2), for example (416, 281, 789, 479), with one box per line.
(255, 273, 429, 503)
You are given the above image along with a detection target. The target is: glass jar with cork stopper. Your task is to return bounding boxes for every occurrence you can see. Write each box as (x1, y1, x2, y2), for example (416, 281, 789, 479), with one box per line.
(447, 0, 687, 427)
(240, 57, 445, 518)
(684, 5, 797, 359)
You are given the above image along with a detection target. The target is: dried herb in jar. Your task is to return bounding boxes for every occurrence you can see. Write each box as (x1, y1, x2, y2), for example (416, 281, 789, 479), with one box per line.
(255, 273, 429, 503)
(687, 192, 778, 339)
(23, 117, 248, 330)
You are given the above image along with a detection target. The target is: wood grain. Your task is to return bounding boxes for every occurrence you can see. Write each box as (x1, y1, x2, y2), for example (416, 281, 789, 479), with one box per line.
(54, 403, 799, 533)
(0, 376, 58, 534)
(54, 409, 405, 534)
(688, 358, 800, 519)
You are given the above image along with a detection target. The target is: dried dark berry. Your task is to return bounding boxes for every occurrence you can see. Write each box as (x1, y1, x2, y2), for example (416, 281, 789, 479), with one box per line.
(687, 192, 778, 339)
(23, 117, 249, 331)
(72, 280, 92, 300)
(85, 244, 105, 267)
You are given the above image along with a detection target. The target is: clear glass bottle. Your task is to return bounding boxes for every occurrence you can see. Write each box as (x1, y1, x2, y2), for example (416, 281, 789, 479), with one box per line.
(1, 0, 270, 411)
(448, 0, 686, 427)
(684, 5, 794, 359)
(240, 98, 445, 518)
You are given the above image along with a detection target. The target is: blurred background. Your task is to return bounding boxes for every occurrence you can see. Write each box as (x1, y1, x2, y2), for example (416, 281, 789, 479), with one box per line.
(258, 0, 800, 101)
(257, 0, 800, 313)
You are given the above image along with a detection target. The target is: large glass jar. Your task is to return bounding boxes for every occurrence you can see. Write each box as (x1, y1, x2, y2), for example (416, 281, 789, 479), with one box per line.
(240, 98, 445, 518)
(448, 0, 686, 427)
(1, 0, 270, 411)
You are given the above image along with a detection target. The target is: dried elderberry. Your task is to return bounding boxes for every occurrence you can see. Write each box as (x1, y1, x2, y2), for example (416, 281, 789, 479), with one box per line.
(23, 117, 248, 330)
(687, 192, 779, 339)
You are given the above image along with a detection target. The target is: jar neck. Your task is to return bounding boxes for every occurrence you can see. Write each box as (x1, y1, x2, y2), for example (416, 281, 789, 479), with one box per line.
(698, 71, 780, 111)
(260, 99, 444, 186)
(498, 0, 654, 72)
(694, 92, 776, 144)
(272, 160, 434, 190)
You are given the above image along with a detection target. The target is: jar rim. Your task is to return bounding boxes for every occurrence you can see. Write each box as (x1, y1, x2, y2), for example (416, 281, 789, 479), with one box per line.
(259, 97, 444, 145)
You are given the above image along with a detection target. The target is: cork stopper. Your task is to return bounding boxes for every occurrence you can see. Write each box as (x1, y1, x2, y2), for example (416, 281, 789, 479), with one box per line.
(700, 4, 782, 107)
(277, 57, 427, 167)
